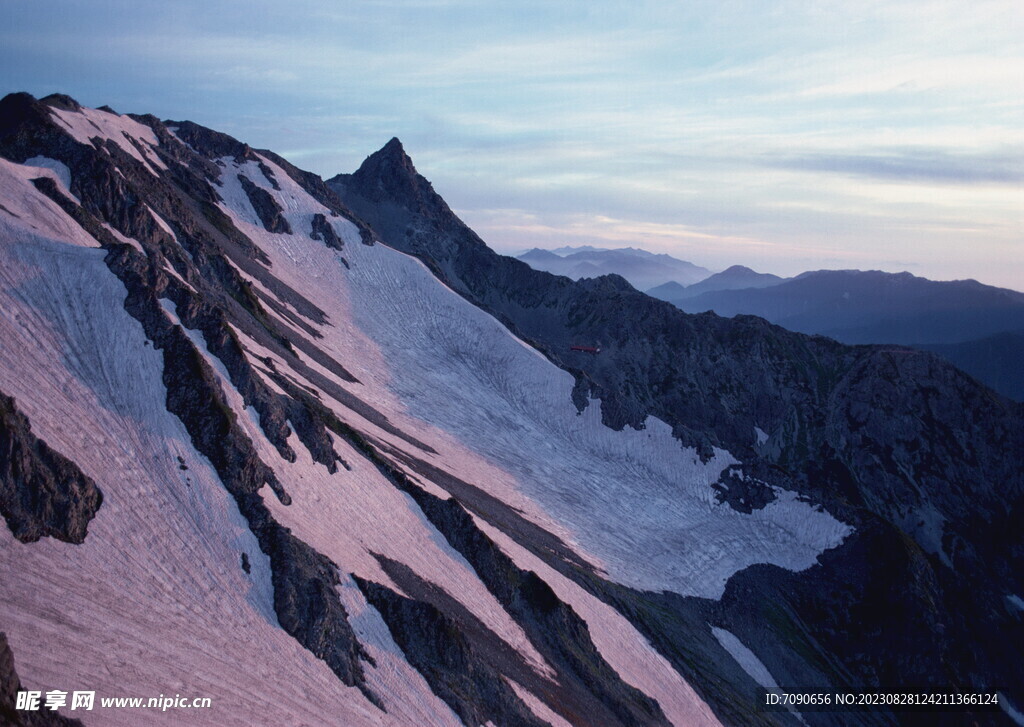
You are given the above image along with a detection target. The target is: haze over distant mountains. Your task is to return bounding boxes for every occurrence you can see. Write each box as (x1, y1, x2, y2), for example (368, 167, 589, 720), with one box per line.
(670, 269, 1024, 345)
(648, 265, 785, 302)
(517, 246, 711, 290)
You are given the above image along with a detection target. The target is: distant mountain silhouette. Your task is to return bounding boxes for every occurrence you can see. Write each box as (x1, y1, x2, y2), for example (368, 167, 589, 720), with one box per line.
(655, 265, 785, 301)
(645, 280, 689, 301)
(518, 246, 711, 290)
(670, 269, 1024, 345)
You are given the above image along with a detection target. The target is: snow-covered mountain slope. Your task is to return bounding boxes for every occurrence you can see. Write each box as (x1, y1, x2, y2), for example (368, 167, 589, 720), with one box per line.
(1, 93, 1022, 727)
(0, 94, 777, 727)
(206, 158, 848, 601)
(0, 189, 417, 727)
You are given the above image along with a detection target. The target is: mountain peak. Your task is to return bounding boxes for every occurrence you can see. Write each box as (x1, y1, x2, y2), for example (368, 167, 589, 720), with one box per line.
(363, 136, 416, 176)
(39, 92, 82, 111)
(340, 135, 448, 215)
(382, 135, 406, 154)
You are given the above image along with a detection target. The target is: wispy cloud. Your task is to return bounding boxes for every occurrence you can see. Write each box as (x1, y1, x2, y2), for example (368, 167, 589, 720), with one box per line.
(764, 149, 1024, 184)
(1, 0, 1021, 288)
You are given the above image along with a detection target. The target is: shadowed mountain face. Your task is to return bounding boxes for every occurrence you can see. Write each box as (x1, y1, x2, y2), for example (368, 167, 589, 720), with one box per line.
(914, 330, 1024, 402)
(670, 268, 1024, 345)
(332, 138, 1024, 726)
(0, 93, 1021, 727)
(518, 246, 712, 290)
(651, 265, 786, 301)
(663, 268, 1024, 399)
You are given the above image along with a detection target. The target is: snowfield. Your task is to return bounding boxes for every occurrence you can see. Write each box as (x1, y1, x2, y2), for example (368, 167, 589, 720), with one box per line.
(0, 116, 853, 727)
(211, 154, 851, 601)
(0, 217, 409, 726)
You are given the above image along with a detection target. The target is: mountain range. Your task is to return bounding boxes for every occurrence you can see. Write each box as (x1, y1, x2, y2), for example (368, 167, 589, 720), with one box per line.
(647, 265, 786, 301)
(0, 93, 1021, 727)
(517, 246, 712, 290)
(668, 269, 1024, 344)
(519, 255, 1024, 400)
(655, 269, 1024, 400)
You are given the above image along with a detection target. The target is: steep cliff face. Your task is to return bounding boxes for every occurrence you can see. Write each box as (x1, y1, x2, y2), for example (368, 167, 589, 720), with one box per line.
(331, 139, 1024, 724)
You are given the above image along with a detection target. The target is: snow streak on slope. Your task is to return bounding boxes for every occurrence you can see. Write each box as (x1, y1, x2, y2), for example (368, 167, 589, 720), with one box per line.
(0, 158, 95, 248)
(712, 628, 805, 725)
(0, 191, 454, 726)
(711, 628, 781, 693)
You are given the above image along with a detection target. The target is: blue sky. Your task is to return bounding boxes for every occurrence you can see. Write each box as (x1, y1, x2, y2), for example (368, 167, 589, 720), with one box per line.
(2, 0, 1022, 289)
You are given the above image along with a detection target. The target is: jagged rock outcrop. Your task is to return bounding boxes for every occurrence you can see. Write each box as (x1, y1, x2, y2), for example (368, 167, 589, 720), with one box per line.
(0, 391, 102, 544)
(237, 173, 292, 234)
(356, 577, 552, 727)
(310, 211, 344, 250)
(398, 490, 671, 727)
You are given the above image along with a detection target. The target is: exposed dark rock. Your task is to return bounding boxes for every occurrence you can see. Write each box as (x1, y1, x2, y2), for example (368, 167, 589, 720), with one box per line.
(310, 212, 343, 250)
(257, 160, 280, 190)
(396, 492, 671, 727)
(711, 466, 777, 513)
(355, 577, 550, 727)
(237, 174, 292, 234)
(255, 150, 340, 213)
(317, 417, 669, 726)
(0, 390, 103, 544)
(1, 92, 380, 709)
(1, 632, 85, 726)
(372, 556, 562, 714)
(162, 120, 373, 242)
(38, 93, 81, 112)
(375, 440, 596, 575)
(240, 552, 251, 574)
(590, 515, 1021, 726)
(165, 119, 252, 162)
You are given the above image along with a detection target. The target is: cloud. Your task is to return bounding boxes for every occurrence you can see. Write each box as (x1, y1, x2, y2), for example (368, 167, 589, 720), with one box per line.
(2, 0, 1021, 289)
(764, 149, 1024, 184)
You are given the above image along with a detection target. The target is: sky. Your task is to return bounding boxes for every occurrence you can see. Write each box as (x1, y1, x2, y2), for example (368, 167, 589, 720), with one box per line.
(2, 0, 1022, 289)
